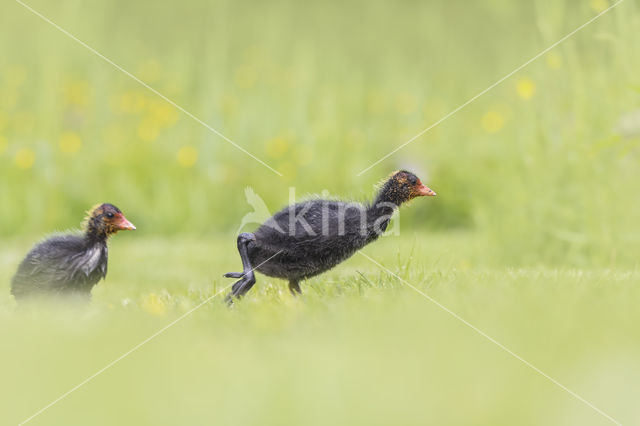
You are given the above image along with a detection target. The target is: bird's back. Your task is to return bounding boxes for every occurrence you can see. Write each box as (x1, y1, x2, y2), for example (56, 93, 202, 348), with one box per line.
(251, 199, 376, 279)
(11, 234, 108, 300)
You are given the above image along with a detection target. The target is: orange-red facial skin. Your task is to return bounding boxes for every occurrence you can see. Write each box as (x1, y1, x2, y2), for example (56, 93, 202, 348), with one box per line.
(85, 203, 136, 239)
(112, 213, 136, 231)
(411, 180, 436, 197)
(388, 171, 436, 201)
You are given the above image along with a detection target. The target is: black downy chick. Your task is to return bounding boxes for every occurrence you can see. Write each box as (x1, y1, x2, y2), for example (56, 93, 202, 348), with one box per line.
(11, 203, 136, 301)
(224, 170, 436, 302)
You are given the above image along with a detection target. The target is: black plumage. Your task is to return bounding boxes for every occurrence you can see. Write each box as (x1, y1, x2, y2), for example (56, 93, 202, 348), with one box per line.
(11, 203, 135, 301)
(224, 170, 436, 301)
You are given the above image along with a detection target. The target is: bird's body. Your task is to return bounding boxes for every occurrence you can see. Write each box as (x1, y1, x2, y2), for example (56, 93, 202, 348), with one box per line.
(249, 200, 384, 281)
(224, 170, 436, 301)
(11, 234, 108, 300)
(10, 203, 135, 302)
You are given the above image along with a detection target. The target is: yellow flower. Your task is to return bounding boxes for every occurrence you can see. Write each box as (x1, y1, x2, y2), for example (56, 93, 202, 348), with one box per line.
(148, 100, 178, 127)
(482, 111, 505, 133)
(14, 148, 35, 169)
(516, 78, 536, 100)
(395, 92, 417, 115)
(266, 136, 289, 158)
(234, 65, 257, 89)
(118, 91, 146, 114)
(58, 131, 82, 155)
(590, 0, 609, 13)
(545, 52, 563, 70)
(141, 293, 167, 316)
(137, 118, 159, 143)
(177, 145, 198, 167)
(63, 80, 90, 107)
(0, 135, 7, 155)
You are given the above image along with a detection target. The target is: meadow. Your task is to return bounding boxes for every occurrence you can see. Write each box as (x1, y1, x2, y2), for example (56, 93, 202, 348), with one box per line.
(1, 0, 639, 425)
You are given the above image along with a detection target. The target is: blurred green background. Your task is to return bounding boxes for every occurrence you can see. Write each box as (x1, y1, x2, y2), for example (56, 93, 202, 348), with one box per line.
(1, 0, 639, 266)
(1, 0, 639, 425)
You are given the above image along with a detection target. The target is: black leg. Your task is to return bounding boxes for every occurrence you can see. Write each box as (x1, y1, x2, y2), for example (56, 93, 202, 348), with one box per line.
(289, 279, 301, 296)
(224, 233, 257, 304)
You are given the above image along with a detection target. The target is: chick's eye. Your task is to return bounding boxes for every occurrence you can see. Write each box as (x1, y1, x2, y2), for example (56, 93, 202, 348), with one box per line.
(106, 212, 114, 218)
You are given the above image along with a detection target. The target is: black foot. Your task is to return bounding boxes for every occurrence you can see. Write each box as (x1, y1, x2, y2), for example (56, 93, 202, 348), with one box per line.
(223, 233, 257, 305)
(289, 280, 302, 296)
(223, 272, 244, 278)
(224, 274, 256, 305)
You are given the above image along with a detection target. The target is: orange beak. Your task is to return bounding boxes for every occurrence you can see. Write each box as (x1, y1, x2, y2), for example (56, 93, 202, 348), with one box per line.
(416, 183, 437, 197)
(115, 213, 136, 231)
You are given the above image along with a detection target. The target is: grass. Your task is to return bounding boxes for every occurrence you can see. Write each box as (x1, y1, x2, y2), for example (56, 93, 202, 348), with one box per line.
(1, 233, 639, 425)
(1, 0, 640, 424)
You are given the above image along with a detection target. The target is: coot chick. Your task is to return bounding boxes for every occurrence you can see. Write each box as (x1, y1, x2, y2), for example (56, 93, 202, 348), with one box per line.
(224, 170, 436, 302)
(11, 203, 136, 301)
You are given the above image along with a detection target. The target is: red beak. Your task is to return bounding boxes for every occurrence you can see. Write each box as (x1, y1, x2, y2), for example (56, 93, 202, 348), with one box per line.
(416, 183, 437, 197)
(115, 213, 136, 231)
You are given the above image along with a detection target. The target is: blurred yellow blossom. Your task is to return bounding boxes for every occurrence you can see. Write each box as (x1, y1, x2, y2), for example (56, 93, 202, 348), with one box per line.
(395, 92, 417, 115)
(516, 78, 536, 100)
(482, 111, 505, 133)
(58, 131, 82, 155)
(118, 91, 147, 114)
(137, 118, 160, 142)
(266, 136, 289, 158)
(0, 135, 7, 155)
(545, 52, 563, 70)
(148, 100, 178, 127)
(177, 145, 198, 167)
(590, 0, 609, 13)
(141, 293, 167, 316)
(14, 148, 35, 169)
(458, 260, 471, 271)
(235, 65, 258, 89)
(63, 80, 90, 107)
